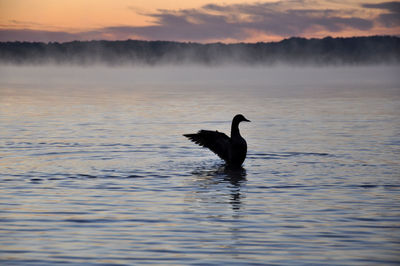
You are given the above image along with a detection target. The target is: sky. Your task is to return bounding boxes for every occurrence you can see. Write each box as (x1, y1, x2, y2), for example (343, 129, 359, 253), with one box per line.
(0, 0, 399, 43)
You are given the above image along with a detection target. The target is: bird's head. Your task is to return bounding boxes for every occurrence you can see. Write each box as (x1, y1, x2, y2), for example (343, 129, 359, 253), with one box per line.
(233, 114, 251, 124)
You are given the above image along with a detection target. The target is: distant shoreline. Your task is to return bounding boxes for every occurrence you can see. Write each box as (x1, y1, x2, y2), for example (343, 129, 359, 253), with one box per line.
(1, 36, 399, 66)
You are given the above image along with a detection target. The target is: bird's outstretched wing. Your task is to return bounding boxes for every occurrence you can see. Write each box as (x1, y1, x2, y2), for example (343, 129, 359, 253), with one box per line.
(184, 130, 230, 162)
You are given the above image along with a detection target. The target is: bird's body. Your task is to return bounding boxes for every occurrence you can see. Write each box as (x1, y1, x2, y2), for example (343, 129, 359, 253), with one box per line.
(184, 114, 250, 168)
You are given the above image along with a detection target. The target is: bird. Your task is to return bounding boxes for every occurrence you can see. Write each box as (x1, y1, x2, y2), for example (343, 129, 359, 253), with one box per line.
(183, 114, 250, 168)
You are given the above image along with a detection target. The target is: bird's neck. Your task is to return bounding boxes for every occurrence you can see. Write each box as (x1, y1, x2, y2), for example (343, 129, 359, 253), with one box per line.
(231, 121, 241, 138)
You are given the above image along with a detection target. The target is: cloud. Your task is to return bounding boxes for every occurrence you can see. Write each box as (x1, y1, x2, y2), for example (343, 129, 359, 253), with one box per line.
(0, 29, 79, 42)
(119, 1, 374, 41)
(362, 1, 400, 12)
(362, 1, 400, 27)
(0, 1, 398, 42)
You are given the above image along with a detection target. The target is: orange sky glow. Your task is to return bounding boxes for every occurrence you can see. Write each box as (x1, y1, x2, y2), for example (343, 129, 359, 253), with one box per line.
(0, 0, 399, 43)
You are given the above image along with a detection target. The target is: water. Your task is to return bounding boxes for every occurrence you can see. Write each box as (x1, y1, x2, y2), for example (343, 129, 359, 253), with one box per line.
(1, 65, 400, 265)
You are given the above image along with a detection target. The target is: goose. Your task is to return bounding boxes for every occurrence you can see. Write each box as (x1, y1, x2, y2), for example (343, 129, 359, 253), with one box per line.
(183, 114, 250, 168)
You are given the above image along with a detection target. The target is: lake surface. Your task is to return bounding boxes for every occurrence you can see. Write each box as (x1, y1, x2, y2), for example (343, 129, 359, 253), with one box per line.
(1, 65, 400, 265)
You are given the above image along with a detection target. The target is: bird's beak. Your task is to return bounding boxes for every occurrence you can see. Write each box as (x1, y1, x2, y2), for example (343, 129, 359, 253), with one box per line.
(244, 118, 251, 122)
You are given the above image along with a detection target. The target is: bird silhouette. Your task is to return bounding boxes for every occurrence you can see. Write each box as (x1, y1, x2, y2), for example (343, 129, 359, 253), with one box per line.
(184, 114, 250, 168)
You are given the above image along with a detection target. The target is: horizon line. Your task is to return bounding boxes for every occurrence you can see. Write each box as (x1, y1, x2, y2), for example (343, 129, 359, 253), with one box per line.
(1, 34, 399, 45)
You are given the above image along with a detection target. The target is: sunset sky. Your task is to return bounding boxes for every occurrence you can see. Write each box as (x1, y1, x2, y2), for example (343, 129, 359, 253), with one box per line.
(1, 0, 399, 43)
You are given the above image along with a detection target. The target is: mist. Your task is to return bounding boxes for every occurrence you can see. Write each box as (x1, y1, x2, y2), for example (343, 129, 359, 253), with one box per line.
(1, 65, 399, 100)
(1, 36, 399, 67)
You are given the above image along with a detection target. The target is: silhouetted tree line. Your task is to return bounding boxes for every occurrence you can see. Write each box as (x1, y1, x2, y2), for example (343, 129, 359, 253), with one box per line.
(0, 36, 399, 66)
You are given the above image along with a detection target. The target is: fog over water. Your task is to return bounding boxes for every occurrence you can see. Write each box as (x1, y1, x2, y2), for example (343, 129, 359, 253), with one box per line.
(1, 65, 399, 265)
(1, 65, 399, 97)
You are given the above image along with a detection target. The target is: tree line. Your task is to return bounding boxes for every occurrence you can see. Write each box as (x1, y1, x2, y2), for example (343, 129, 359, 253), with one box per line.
(0, 36, 399, 66)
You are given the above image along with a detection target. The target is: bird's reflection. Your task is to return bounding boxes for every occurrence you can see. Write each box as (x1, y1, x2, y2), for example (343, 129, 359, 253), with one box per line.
(224, 166, 246, 211)
(186, 162, 247, 256)
(190, 162, 247, 211)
